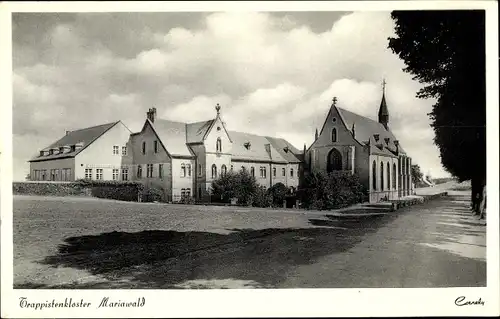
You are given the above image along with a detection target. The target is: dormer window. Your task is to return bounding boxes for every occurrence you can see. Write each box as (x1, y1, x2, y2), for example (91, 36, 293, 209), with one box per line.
(374, 134, 380, 142)
(39, 151, 44, 157)
(70, 145, 76, 152)
(394, 140, 399, 147)
(48, 149, 54, 155)
(384, 137, 390, 145)
(283, 146, 289, 153)
(59, 147, 64, 153)
(244, 142, 251, 150)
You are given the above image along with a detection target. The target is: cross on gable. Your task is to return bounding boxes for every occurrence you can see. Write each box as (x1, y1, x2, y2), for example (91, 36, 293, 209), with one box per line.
(332, 96, 337, 106)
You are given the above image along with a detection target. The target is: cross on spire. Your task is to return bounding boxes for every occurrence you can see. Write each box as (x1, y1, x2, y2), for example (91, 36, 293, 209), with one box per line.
(382, 78, 387, 93)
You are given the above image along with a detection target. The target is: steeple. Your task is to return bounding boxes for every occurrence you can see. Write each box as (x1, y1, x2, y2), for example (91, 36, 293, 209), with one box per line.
(378, 78, 389, 130)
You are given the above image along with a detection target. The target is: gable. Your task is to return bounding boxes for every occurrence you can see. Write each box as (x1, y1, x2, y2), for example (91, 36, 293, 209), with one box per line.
(142, 119, 193, 158)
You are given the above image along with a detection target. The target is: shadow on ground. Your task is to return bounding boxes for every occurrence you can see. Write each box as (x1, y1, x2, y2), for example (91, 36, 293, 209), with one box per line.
(23, 211, 402, 289)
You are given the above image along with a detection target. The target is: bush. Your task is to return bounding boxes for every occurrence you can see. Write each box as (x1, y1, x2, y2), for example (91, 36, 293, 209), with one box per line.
(267, 182, 289, 207)
(76, 179, 144, 202)
(299, 171, 368, 210)
(142, 186, 164, 203)
(211, 170, 258, 206)
(252, 186, 272, 208)
(13, 181, 87, 196)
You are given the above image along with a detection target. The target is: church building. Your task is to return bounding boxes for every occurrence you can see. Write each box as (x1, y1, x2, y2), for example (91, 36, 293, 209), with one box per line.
(304, 82, 413, 202)
(29, 82, 412, 203)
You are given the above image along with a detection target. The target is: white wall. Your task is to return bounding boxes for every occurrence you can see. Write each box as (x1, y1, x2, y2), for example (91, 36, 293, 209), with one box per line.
(75, 122, 132, 180)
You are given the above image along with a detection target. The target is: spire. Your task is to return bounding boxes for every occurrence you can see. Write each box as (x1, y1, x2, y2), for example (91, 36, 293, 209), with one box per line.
(315, 128, 319, 140)
(378, 78, 389, 129)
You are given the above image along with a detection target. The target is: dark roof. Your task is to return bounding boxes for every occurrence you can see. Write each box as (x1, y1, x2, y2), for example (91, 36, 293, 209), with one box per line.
(186, 120, 214, 143)
(265, 136, 302, 163)
(148, 119, 194, 157)
(29, 122, 120, 162)
(378, 92, 389, 119)
(338, 107, 405, 156)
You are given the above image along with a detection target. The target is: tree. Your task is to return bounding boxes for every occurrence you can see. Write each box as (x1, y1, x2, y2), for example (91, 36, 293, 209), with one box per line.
(388, 11, 486, 218)
(267, 182, 288, 207)
(411, 164, 424, 186)
(210, 170, 258, 205)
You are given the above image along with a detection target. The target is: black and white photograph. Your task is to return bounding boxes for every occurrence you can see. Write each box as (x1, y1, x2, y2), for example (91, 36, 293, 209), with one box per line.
(1, 1, 499, 318)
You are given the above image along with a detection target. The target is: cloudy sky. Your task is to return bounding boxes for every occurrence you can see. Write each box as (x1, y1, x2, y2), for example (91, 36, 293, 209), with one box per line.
(12, 11, 448, 181)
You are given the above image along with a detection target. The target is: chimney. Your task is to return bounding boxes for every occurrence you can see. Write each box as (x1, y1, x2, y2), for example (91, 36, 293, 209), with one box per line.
(303, 143, 306, 154)
(351, 123, 356, 138)
(66, 130, 71, 135)
(147, 107, 157, 123)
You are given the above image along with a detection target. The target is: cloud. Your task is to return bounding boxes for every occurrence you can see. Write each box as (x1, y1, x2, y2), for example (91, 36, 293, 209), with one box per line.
(12, 11, 449, 180)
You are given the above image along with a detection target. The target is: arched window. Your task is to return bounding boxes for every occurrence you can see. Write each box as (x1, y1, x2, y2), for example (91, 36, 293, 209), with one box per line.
(250, 167, 255, 177)
(380, 162, 384, 190)
(372, 160, 377, 190)
(327, 148, 342, 172)
(216, 137, 222, 152)
(392, 163, 397, 189)
(137, 165, 142, 179)
(221, 164, 227, 176)
(331, 128, 337, 142)
(181, 163, 186, 177)
(187, 164, 191, 177)
(211, 164, 217, 179)
(387, 162, 391, 190)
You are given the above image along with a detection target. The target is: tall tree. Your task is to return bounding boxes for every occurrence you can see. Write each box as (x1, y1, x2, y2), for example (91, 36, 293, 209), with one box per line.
(388, 11, 486, 217)
(411, 164, 424, 186)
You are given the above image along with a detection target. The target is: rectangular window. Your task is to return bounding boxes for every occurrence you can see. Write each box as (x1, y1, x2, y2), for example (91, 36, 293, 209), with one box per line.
(142, 141, 146, 155)
(186, 188, 191, 198)
(263, 167, 267, 178)
(159, 164, 164, 179)
(96, 169, 103, 180)
(122, 168, 129, 181)
(55, 169, 60, 181)
(113, 145, 119, 155)
(147, 164, 153, 178)
(85, 169, 92, 180)
(154, 140, 158, 153)
(122, 146, 127, 156)
(41, 170, 47, 181)
(112, 169, 119, 180)
(290, 168, 294, 178)
(273, 167, 276, 177)
(137, 165, 142, 178)
(282, 168, 285, 177)
(198, 164, 202, 176)
(50, 169, 56, 181)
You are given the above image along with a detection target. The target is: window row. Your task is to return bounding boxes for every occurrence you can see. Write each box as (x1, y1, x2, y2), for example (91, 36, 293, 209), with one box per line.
(372, 161, 397, 191)
(136, 164, 164, 179)
(141, 140, 160, 155)
(32, 168, 72, 181)
(39, 145, 80, 156)
(84, 168, 131, 181)
(112, 145, 128, 156)
(209, 164, 295, 179)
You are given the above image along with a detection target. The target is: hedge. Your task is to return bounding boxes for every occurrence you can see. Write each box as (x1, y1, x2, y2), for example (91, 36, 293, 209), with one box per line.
(13, 180, 144, 202)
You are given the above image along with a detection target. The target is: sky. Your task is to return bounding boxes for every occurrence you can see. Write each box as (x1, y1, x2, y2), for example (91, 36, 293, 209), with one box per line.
(12, 11, 450, 181)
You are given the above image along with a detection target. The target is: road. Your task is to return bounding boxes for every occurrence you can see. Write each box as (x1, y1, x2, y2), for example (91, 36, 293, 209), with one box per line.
(13, 186, 485, 289)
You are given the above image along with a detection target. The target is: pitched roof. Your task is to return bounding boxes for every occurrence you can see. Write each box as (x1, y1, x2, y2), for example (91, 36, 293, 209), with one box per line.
(337, 107, 406, 156)
(29, 122, 120, 162)
(149, 119, 194, 157)
(265, 136, 302, 163)
(186, 119, 214, 143)
(226, 131, 287, 163)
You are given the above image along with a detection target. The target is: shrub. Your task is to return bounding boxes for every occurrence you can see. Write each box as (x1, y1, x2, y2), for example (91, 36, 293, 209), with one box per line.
(211, 170, 259, 206)
(76, 179, 144, 202)
(142, 186, 164, 203)
(299, 171, 368, 210)
(13, 181, 87, 196)
(252, 186, 272, 208)
(267, 182, 289, 207)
